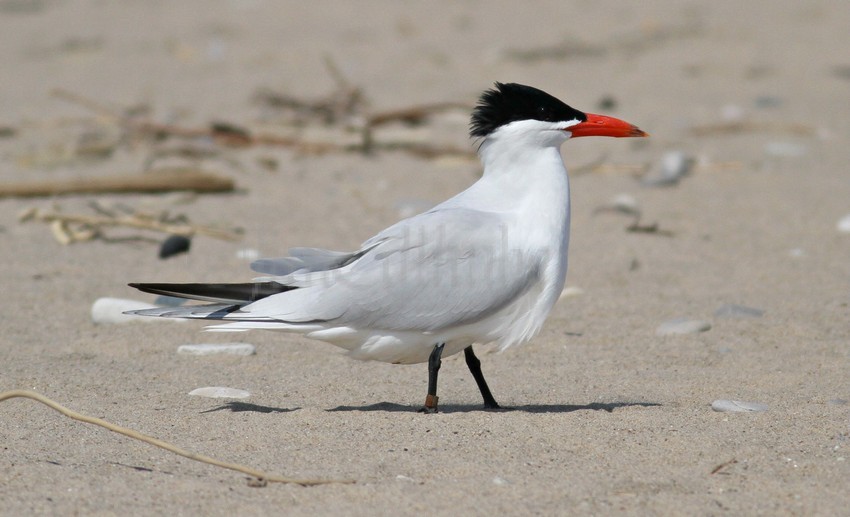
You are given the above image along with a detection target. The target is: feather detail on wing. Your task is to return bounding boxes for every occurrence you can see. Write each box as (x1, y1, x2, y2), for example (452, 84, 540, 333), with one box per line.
(126, 303, 244, 319)
(238, 207, 542, 332)
(250, 246, 375, 276)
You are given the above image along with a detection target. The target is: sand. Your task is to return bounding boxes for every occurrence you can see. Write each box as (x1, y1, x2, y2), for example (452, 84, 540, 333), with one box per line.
(1, 1, 848, 515)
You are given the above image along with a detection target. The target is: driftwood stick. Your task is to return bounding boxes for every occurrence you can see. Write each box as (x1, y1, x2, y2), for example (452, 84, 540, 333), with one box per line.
(22, 208, 241, 241)
(51, 88, 124, 119)
(0, 169, 234, 198)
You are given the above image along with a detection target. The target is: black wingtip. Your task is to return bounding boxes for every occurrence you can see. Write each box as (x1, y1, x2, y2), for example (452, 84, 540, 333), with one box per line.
(128, 282, 295, 304)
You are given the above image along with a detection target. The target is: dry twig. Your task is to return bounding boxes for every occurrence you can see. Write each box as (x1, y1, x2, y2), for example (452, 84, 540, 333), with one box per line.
(710, 458, 738, 475)
(254, 56, 366, 126)
(20, 204, 242, 244)
(0, 390, 354, 487)
(360, 102, 471, 154)
(626, 218, 674, 237)
(52, 81, 475, 159)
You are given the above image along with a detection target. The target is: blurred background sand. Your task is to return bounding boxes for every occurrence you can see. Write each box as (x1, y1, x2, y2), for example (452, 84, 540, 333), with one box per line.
(1, 1, 848, 515)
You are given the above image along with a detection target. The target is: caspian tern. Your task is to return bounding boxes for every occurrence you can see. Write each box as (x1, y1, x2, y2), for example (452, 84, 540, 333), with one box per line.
(128, 83, 647, 412)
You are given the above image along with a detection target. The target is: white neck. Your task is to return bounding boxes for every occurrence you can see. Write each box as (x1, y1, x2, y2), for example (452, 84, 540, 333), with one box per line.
(477, 120, 570, 177)
(446, 121, 572, 214)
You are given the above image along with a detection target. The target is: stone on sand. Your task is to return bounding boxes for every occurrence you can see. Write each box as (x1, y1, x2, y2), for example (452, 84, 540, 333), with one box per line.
(177, 343, 257, 356)
(656, 318, 711, 336)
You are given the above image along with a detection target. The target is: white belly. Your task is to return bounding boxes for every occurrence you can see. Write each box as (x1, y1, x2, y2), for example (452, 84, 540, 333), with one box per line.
(303, 269, 557, 365)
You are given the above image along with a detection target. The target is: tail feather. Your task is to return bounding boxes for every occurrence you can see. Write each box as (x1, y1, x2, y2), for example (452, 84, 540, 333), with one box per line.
(126, 303, 240, 319)
(128, 281, 294, 304)
(124, 303, 286, 322)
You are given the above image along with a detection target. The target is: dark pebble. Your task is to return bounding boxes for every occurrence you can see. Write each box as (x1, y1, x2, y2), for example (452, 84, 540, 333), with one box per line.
(159, 235, 191, 259)
(597, 95, 617, 111)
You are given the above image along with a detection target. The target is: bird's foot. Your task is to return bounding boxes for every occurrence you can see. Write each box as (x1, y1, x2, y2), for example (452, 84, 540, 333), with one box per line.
(417, 394, 439, 413)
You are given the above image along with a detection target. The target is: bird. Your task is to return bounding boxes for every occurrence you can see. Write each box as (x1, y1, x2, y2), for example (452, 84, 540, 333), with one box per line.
(127, 82, 647, 413)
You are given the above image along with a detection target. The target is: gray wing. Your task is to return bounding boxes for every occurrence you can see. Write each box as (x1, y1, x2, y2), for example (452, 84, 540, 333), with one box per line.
(251, 247, 366, 276)
(241, 207, 541, 331)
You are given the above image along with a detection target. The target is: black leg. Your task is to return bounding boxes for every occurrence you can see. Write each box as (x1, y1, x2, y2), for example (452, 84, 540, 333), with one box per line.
(464, 345, 500, 409)
(418, 343, 445, 413)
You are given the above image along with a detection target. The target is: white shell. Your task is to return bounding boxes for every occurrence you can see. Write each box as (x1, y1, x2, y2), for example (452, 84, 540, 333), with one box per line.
(177, 343, 257, 356)
(711, 400, 768, 412)
(188, 387, 251, 399)
(836, 213, 850, 233)
(656, 318, 711, 336)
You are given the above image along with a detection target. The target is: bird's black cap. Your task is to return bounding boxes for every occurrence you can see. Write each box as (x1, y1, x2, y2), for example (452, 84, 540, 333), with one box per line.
(470, 83, 587, 138)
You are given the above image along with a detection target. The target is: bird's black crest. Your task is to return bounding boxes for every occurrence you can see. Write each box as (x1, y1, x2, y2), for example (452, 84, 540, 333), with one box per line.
(469, 83, 586, 138)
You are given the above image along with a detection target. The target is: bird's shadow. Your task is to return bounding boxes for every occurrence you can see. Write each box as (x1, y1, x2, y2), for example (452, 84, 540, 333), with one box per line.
(200, 402, 299, 414)
(201, 400, 660, 414)
(328, 401, 661, 413)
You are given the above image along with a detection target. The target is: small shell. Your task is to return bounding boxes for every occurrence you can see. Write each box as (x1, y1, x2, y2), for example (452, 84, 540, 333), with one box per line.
(711, 400, 768, 412)
(656, 318, 711, 336)
(836, 213, 850, 233)
(177, 343, 256, 356)
(714, 304, 764, 318)
(188, 387, 251, 399)
(558, 286, 584, 300)
(50, 220, 73, 245)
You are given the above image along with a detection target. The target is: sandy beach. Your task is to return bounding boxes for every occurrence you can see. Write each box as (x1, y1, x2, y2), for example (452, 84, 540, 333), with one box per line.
(1, 1, 848, 515)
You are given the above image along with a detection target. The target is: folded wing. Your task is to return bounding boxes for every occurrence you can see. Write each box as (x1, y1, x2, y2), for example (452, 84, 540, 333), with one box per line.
(240, 207, 540, 332)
